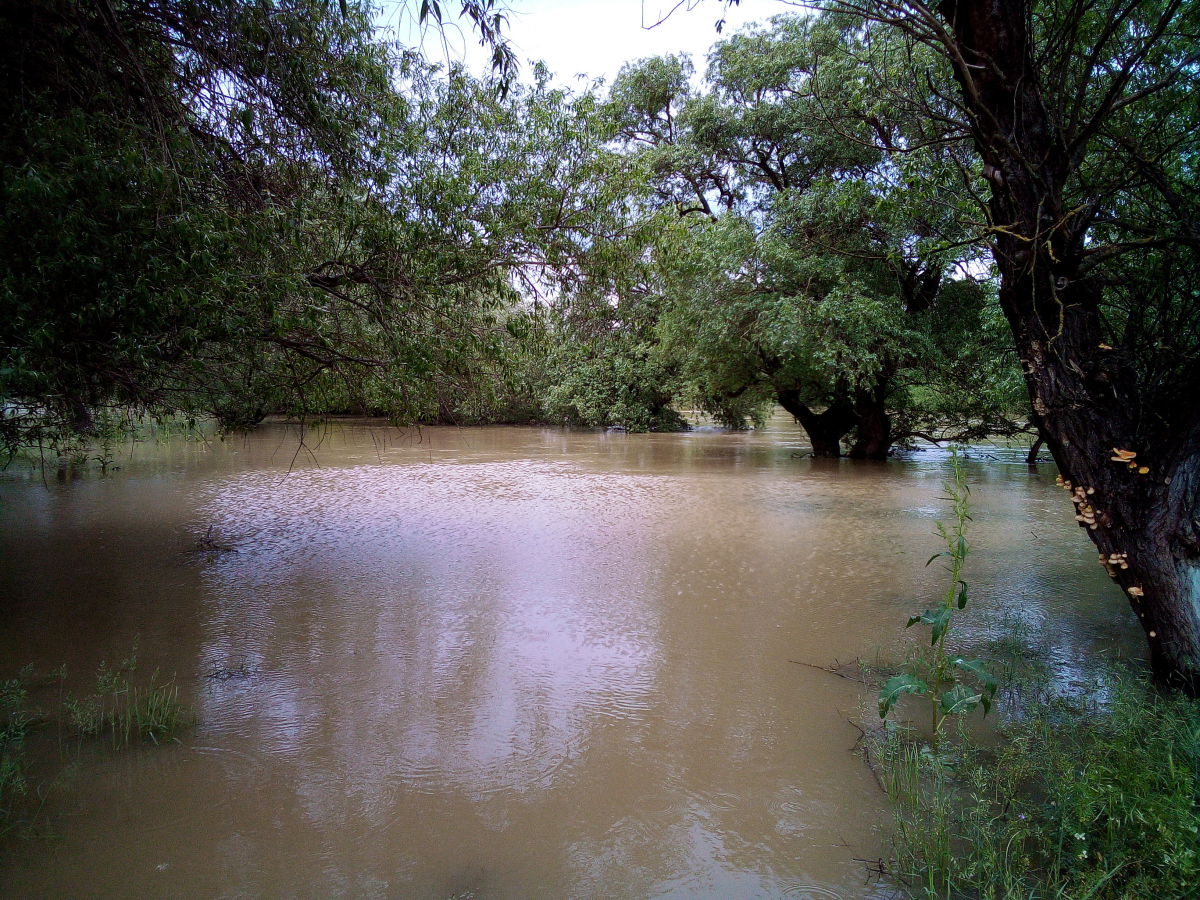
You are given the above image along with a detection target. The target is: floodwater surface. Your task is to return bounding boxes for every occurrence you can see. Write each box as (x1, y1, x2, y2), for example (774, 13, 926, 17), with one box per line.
(0, 416, 1137, 899)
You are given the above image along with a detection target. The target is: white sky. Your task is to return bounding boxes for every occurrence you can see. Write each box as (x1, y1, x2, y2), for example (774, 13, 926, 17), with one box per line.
(383, 0, 788, 85)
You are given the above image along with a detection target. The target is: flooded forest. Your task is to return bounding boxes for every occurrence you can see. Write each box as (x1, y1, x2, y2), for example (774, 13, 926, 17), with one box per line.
(2, 1, 1198, 899)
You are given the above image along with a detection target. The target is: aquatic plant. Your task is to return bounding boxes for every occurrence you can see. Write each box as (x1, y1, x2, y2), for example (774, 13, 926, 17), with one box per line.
(878, 451, 997, 750)
(64, 644, 191, 747)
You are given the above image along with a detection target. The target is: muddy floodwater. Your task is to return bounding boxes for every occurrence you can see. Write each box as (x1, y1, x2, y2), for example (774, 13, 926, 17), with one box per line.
(0, 415, 1138, 899)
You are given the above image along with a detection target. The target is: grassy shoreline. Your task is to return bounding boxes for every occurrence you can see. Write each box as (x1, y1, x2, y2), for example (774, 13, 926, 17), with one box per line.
(869, 650, 1200, 899)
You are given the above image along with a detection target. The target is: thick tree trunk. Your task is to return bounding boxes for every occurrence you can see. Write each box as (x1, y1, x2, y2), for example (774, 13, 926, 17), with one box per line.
(848, 380, 892, 460)
(71, 401, 96, 436)
(777, 389, 856, 457)
(941, 0, 1200, 690)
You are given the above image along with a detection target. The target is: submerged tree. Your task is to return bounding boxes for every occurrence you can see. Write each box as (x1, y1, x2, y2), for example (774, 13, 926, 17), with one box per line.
(608, 18, 1028, 455)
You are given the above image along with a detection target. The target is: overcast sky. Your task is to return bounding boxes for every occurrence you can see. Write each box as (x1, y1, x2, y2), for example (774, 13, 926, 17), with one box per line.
(384, 0, 787, 85)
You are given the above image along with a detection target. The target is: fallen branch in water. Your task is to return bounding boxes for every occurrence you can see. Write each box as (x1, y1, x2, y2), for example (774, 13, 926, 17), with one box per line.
(205, 664, 258, 681)
(194, 525, 237, 553)
(787, 657, 869, 684)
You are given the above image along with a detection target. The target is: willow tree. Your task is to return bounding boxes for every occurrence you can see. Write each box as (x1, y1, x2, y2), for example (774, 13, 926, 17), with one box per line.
(395, 62, 685, 430)
(802, 0, 1200, 688)
(608, 20, 1026, 455)
(0, 0, 517, 448)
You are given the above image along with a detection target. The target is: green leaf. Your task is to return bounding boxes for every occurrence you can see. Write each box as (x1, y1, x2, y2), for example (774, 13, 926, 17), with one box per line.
(940, 683, 981, 716)
(930, 606, 951, 644)
(952, 657, 998, 699)
(925, 552, 946, 567)
(879, 673, 928, 719)
(956, 580, 968, 609)
(912, 606, 952, 645)
(952, 657, 997, 715)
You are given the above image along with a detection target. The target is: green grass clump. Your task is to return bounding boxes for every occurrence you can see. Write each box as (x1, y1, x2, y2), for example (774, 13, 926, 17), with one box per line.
(876, 669, 1200, 899)
(64, 646, 190, 746)
(0, 648, 193, 837)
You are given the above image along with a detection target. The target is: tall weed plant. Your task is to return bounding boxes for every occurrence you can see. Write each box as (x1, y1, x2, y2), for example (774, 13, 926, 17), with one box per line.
(874, 454, 1200, 898)
(879, 451, 997, 750)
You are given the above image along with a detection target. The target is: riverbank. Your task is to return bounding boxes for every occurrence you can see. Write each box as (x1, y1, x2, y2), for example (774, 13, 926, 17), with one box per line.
(871, 652, 1200, 899)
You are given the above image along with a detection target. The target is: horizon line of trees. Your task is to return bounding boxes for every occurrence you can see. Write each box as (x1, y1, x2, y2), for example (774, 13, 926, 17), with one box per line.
(0, 0, 1029, 461)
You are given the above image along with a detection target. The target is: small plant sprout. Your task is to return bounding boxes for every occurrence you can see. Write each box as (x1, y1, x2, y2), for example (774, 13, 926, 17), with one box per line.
(878, 450, 997, 750)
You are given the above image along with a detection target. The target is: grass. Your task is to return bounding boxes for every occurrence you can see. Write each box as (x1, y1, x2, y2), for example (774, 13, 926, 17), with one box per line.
(0, 670, 33, 826)
(63, 645, 190, 747)
(0, 645, 193, 833)
(868, 452, 1200, 898)
(872, 656, 1200, 899)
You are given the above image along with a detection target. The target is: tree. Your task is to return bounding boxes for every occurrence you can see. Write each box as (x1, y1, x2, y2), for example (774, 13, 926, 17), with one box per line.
(809, 0, 1200, 688)
(608, 19, 1027, 455)
(400, 62, 685, 430)
(0, 0, 519, 449)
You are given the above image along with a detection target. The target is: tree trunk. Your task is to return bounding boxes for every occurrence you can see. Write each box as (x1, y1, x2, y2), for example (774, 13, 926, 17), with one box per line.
(777, 389, 856, 457)
(1025, 435, 1043, 466)
(941, 0, 1200, 691)
(71, 402, 96, 436)
(848, 379, 892, 460)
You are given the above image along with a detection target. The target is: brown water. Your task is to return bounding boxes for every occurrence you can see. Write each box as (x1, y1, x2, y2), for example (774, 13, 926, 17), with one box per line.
(0, 415, 1138, 899)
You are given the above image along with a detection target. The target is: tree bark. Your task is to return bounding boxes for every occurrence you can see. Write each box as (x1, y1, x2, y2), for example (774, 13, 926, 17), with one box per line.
(777, 389, 856, 457)
(939, 0, 1200, 691)
(848, 378, 892, 460)
(71, 402, 96, 436)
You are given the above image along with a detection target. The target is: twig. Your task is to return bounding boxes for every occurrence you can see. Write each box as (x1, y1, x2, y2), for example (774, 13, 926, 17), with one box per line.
(194, 524, 237, 552)
(787, 657, 868, 684)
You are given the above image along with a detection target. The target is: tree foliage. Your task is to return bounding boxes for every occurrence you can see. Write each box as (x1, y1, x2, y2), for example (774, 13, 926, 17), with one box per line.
(797, 0, 1200, 686)
(605, 15, 1029, 454)
(0, 1, 671, 447)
